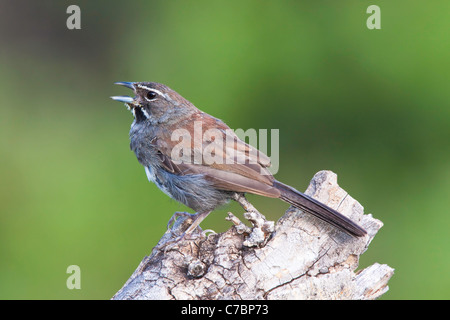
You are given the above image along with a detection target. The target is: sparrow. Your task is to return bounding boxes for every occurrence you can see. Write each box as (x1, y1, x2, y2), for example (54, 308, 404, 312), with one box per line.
(111, 82, 367, 238)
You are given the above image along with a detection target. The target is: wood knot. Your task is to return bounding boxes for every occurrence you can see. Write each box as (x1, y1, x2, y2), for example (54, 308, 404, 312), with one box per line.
(187, 259, 207, 278)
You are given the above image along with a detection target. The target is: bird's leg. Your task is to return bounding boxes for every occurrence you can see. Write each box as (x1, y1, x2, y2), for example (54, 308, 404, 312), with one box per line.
(231, 193, 275, 247)
(232, 193, 268, 229)
(226, 212, 252, 234)
(183, 211, 212, 235)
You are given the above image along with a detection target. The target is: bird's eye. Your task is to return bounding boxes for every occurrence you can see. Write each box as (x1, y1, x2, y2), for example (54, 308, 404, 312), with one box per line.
(146, 91, 157, 100)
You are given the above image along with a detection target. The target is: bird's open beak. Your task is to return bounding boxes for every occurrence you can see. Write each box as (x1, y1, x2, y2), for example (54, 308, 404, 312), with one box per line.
(110, 95, 134, 103)
(111, 82, 136, 107)
(114, 81, 135, 90)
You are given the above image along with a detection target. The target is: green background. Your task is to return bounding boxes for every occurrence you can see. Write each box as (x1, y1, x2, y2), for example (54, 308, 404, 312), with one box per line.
(0, 0, 449, 299)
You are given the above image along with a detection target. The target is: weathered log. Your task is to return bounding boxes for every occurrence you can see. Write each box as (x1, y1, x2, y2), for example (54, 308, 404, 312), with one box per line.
(112, 170, 393, 300)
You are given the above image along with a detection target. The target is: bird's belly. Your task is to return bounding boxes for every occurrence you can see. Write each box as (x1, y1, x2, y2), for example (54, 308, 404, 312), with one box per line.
(144, 165, 231, 212)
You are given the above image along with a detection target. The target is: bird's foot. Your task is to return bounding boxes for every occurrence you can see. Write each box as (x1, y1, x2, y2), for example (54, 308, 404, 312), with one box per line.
(231, 193, 275, 247)
(153, 231, 196, 253)
(153, 228, 216, 254)
(154, 211, 215, 253)
(166, 211, 197, 232)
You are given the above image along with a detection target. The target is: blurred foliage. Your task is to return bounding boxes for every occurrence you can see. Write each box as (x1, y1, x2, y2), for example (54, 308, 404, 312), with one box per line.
(0, 0, 449, 299)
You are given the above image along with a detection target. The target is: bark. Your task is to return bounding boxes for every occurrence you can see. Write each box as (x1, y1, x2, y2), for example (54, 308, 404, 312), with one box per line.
(112, 170, 394, 300)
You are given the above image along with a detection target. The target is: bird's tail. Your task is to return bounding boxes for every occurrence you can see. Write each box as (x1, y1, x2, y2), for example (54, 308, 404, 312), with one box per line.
(273, 180, 367, 237)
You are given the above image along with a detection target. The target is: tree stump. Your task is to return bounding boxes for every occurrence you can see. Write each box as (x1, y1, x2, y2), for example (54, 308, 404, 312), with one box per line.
(112, 170, 394, 300)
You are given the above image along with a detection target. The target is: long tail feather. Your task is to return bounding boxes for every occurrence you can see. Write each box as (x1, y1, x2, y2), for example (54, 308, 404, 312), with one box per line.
(273, 180, 367, 237)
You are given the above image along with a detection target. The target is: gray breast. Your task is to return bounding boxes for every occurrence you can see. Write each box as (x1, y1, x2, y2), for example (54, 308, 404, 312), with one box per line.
(144, 165, 232, 212)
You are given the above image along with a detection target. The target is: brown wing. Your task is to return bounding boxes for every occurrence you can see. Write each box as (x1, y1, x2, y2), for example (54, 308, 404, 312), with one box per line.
(154, 111, 280, 198)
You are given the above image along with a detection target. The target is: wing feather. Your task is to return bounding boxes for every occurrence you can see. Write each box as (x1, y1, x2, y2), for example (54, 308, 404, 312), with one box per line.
(152, 113, 278, 197)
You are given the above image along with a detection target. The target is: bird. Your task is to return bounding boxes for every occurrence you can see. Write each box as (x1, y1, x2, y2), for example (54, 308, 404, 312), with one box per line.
(111, 81, 367, 239)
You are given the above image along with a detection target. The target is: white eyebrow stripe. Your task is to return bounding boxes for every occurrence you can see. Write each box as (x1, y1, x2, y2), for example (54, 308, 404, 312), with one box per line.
(136, 84, 166, 98)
